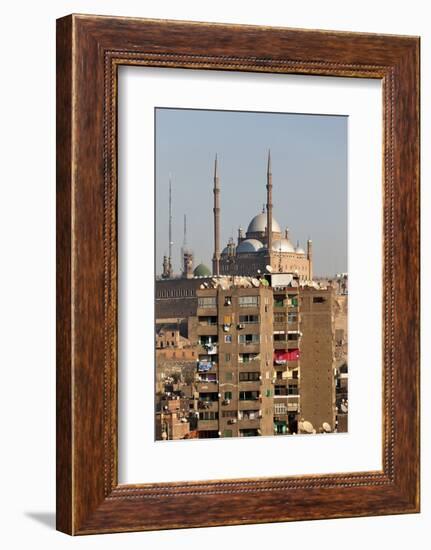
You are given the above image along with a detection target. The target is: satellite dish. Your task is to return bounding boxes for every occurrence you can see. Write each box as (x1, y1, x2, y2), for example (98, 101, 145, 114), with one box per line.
(302, 421, 314, 434)
(251, 278, 260, 288)
(341, 402, 348, 413)
(266, 265, 273, 273)
(322, 422, 332, 433)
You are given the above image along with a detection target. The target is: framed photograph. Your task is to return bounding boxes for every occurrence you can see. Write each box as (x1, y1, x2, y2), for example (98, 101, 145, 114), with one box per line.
(56, 15, 420, 534)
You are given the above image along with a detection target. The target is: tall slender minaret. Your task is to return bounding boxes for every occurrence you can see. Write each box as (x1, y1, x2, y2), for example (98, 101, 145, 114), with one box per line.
(266, 150, 273, 257)
(212, 154, 221, 276)
(307, 238, 313, 280)
(167, 177, 173, 277)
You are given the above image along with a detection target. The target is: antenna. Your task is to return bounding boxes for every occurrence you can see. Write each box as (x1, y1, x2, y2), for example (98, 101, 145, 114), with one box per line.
(168, 175, 173, 276)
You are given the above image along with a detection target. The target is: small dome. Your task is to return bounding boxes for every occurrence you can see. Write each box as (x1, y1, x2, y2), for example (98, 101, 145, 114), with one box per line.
(193, 264, 211, 277)
(221, 247, 229, 255)
(295, 246, 305, 254)
(272, 238, 295, 253)
(247, 213, 281, 234)
(236, 238, 264, 253)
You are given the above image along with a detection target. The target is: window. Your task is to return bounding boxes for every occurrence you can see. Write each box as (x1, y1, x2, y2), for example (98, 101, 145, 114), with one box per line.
(225, 372, 234, 381)
(239, 390, 259, 401)
(239, 410, 259, 420)
(288, 294, 299, 307)
(240, 429, 259, 437)
(239, 372, 260, 381)
(199, 392, 218, 402)
(199, 335, 218, 346)
(239, 353, 259, 363)
(199, 411, 219, 420)
(313, 296, 326, 303)
(274, 295, 285, 307)
(198, 296, 216, 308)
(274, 312, 285, 323)
(224, 334, 232, 343)
(238, 334, 259, 344)
(288, 312, 298, 323)
(198, 316, 217, 325)
(225, 353, 231, 362)
(224, 391, 232, 400)
(288, 384, 299, 395)
(239, 314, 259, 324)
(238, 296, 259, 308)
(223, 429, 233, 437)
(274, 403, 287, 415)
(224, 296, 232, 306)
(222, 410, 237, 418)
(288, 332, 299, 341)
(292, 370, 299, 379)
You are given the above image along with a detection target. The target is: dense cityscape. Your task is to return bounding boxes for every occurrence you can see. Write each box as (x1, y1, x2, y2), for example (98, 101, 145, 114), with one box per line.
(155, 152, 348, 440)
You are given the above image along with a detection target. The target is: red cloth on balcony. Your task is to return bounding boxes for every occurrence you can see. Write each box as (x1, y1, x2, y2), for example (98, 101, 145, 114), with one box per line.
(274, 349, 300, 364)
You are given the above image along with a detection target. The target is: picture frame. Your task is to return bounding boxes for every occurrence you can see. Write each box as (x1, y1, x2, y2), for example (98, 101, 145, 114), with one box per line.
(56, 14, 420, 535)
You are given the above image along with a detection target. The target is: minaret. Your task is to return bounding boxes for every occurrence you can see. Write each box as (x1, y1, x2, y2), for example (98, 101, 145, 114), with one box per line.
(167, 177, 173, 277)
(307, 238, 313, 280)
(266, 150, 273, 256)
(212, 154, 221, 276)
(182, 214, 194, 279)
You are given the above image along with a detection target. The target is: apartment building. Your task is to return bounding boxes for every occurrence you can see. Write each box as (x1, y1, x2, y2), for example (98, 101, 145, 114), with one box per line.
(194, 285, 274, 438)
(299, 287, 337, 432)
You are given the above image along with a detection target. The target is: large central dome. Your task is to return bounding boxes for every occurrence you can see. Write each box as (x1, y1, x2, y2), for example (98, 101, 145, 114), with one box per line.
(247, 213, 281, 234)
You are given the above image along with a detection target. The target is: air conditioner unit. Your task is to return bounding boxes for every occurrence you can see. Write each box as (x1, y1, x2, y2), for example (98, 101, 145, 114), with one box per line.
(222, 399, 230, 405)
(237, 324, 245, 329)
(228, 419, 237, 424)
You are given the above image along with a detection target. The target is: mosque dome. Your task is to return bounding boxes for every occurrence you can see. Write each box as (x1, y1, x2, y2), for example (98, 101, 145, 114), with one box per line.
(247, 213, 281, 235)
(272, 238, 295, 253)
(295, 246, 305, 255)
(221, 246, 229, 255)
(236, 239, 264, 253)
(193, 264, 211, 277)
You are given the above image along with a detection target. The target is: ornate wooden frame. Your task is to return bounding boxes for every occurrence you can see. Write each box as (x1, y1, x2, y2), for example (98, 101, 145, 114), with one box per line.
(56, 14, 420, 535)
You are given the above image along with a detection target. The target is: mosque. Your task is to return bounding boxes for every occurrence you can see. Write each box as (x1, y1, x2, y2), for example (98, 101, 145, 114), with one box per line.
(161, 151, 313, 282)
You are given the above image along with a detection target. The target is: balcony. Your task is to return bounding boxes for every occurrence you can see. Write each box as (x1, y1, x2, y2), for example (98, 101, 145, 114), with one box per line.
(239, 399, 260, 410)
(238, 360, 262, 372)
(196, 381, 219, 392)
(238, 343, 260, 354)
(197, 324, 218, 336)
(273, 340, 300, 351)
(238, 418, 260, 430)
(197, 306, 217, 317)
(238, 381, 261, 392)
(198, 420, 219, 431)
(197, 400, 219, 412)
(197, 344, 218, 356)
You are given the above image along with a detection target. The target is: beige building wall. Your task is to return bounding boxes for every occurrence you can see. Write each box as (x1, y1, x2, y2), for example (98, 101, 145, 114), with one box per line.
(299, 288, 336, 431)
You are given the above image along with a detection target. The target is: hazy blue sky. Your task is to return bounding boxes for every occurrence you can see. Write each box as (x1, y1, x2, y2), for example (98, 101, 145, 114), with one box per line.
(155, 108, 347, 277)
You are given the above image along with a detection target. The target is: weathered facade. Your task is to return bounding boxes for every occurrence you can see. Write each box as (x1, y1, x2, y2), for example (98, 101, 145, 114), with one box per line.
(299, 287, 337, 432)
(193, 285, 274, 438)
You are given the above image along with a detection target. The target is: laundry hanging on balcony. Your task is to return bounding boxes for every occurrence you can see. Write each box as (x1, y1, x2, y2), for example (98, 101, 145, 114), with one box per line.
(274, 349, 300, 364)
(197, 361, 213, 372)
